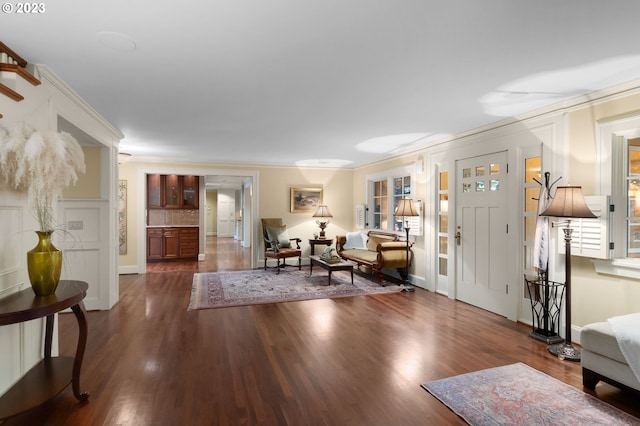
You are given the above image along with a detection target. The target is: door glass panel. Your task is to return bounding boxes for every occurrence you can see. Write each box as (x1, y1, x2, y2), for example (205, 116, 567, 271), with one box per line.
(463, 168, 471, 178)
(525, 187, 540, 212)
(476, 166, 485, 176)
(440, 172, 449, 190)
(463, 183, 471, 192)
(439, 236, 448, 255)
(490, 163, 500, 175)
(439, 257, 447, 276)
(525, 157, 541, 183)
(476, 181, 485, 192)
(525, 216, 536, 241)
(490, 180, 500, 191)
(439, 215, 448, 232)
(439, 194, 448, 212)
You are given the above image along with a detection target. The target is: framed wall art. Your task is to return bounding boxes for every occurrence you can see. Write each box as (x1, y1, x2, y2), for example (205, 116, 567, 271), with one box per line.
(290, 187, 322, 213)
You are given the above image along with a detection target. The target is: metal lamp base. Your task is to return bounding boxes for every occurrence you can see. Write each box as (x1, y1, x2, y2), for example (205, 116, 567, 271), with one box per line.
(548, 343, 581, 361)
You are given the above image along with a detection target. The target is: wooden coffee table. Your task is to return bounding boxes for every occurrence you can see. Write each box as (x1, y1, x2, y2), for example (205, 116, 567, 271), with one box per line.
(309, 255, 354, 285)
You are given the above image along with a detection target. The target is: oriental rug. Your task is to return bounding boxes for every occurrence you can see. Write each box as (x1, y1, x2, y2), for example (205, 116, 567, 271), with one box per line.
(422, 362, 639, 425)
(188, 268, 402, 310)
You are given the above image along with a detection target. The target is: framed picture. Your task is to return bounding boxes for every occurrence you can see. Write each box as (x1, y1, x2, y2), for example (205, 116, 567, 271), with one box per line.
(291, 187, 323, 213)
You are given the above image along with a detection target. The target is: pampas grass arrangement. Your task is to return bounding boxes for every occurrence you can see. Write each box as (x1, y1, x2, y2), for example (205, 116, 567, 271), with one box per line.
(0, 122, 86, 232)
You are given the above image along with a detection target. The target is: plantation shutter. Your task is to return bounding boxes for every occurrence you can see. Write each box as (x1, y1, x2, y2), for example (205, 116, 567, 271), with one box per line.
(557, 195, 611, 259)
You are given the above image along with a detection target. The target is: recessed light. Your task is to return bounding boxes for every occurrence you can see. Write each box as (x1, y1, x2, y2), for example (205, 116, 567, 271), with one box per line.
(97, 31, 137, 52)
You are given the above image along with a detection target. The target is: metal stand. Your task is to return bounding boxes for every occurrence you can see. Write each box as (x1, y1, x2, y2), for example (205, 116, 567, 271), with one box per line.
(401, 225, 414, 292)
(548, 225, 581, 361)
(525, 275, 565, 344)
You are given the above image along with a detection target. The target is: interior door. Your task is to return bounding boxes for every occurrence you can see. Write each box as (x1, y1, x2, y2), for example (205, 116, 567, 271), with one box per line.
(217, 189, 235, 238)
(455, 151, 511, 317)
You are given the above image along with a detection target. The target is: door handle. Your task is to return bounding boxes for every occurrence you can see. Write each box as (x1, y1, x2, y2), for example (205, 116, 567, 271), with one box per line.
(455, 231, 461, 246)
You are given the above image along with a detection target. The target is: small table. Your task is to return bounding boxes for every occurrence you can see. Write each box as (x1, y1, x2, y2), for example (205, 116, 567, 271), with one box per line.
(308, 238, 333, 255)
(0, 280, 89, 421)
(309, 255, 354, 285)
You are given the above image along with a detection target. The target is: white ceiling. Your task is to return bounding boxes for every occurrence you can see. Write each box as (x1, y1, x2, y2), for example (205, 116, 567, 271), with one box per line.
(4, 0, 640, 168)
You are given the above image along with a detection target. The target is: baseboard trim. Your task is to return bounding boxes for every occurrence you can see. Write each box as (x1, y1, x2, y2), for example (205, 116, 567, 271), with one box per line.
(118, 265, 139, 275)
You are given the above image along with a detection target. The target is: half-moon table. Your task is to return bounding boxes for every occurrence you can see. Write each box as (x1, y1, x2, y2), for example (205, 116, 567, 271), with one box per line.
(0, 280, 89, 420)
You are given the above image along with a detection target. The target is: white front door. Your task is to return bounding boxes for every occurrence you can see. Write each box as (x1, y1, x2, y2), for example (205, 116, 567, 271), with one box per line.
(455, 151, 511, 317)
(217, 189, 235, 238)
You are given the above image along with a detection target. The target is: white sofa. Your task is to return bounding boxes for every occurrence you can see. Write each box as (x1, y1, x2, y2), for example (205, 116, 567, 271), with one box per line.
(581, 321, 640, 393)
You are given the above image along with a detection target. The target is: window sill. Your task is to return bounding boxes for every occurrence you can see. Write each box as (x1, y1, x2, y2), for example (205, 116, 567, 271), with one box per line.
(592, 258, 640, 279)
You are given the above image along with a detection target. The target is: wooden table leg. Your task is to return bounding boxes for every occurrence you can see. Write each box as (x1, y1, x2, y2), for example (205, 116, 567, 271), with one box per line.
(70, 301, 90, 402)
(44, 314, 54, 359)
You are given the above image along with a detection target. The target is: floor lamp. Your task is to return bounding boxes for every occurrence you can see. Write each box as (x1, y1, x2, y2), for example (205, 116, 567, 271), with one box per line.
(540, 186, 595, 361)
(394, 198, 419, 293)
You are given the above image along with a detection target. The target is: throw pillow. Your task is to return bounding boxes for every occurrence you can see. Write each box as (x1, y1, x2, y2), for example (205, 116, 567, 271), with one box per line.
(266, 226, 291, 248)
(343, 231, 367, 250)
(366, 235, 387, 251)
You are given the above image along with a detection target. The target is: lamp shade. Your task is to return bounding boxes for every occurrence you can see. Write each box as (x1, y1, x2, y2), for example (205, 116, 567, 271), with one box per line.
(312, 205, 333, 218)
(540, 186, 596, 219)
(394, 198, 419, 217)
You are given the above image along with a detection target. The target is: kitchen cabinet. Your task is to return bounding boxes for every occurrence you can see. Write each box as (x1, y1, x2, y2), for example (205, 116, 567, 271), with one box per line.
(164, 175, 181, 209)
(147, 174, 199, 209)
(147, 174, 162, 208)
(147, 227, 199, 260)
(182, 175, 199, 209)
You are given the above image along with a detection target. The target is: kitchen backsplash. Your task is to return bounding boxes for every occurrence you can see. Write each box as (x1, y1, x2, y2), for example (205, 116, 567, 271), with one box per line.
(148, 209, 200, 226)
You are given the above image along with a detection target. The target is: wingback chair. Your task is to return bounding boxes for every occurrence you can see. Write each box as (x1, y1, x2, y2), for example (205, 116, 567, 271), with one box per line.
(261, 218, 302, 273)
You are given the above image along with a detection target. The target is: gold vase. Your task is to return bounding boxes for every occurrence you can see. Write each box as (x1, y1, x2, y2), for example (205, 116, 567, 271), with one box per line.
(27, 231, 62, 296)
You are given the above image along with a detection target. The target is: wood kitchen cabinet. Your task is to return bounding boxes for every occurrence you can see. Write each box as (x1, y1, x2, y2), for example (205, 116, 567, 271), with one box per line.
(147, 174, 199, 209)
(164, 175, 181, 209)
(147, 227, 199, 260)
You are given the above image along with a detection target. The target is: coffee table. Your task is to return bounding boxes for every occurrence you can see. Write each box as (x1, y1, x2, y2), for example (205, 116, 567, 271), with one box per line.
(309, 255, 354, 285)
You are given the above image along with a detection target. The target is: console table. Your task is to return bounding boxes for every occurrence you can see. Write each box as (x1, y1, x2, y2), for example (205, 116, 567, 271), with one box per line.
(0, 280, 89, 421)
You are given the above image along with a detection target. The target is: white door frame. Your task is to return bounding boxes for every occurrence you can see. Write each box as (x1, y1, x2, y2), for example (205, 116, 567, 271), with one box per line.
(135, 167, 259, 274)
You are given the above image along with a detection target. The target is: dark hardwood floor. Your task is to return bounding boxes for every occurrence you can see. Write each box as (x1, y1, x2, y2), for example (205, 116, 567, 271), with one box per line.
(3, 237, 639, 425)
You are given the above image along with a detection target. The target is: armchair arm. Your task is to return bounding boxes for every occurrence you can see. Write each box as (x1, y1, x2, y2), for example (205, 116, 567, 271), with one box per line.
(377, 241, 412, 251)
(376, 241, 413, 269)
(289, 237, 302, 249)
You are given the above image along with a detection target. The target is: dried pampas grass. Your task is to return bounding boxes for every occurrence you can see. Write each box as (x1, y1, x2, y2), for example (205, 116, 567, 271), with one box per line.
(0, 122, 86, 231)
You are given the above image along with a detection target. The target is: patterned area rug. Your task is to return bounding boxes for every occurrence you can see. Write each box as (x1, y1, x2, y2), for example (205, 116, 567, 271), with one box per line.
(188, 268, 402, 310)
(422, 363, 640, 425)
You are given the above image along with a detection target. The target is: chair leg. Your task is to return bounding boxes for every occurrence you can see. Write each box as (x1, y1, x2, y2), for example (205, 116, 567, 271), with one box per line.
(298, 256, 301, 270)
(276, 258, 281, 274)
(264, 257, 267, 271)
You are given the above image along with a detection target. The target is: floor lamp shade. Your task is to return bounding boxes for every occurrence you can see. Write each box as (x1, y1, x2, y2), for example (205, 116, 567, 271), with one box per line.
(540, 186, 596, 219)
(539, 186, 595, 361)
(394, 199, 419, 217)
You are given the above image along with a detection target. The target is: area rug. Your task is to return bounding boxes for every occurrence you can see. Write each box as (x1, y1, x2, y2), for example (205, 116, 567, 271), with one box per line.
(188, 268, 402, 310)
(422, 362, 640, 425)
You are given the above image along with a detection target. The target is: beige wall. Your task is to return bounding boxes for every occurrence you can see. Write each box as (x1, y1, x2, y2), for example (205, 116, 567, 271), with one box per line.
(117, 162, 354, 268)
(62, 146, 101, 199)
(566, 94, 640, 326)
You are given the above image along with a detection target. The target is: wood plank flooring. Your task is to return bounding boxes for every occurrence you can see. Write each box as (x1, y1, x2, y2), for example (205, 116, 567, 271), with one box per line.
(3, 237, 639, 425)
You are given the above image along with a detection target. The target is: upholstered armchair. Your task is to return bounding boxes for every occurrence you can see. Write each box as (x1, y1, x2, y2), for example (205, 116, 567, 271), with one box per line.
(261, 218, 302, 273)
